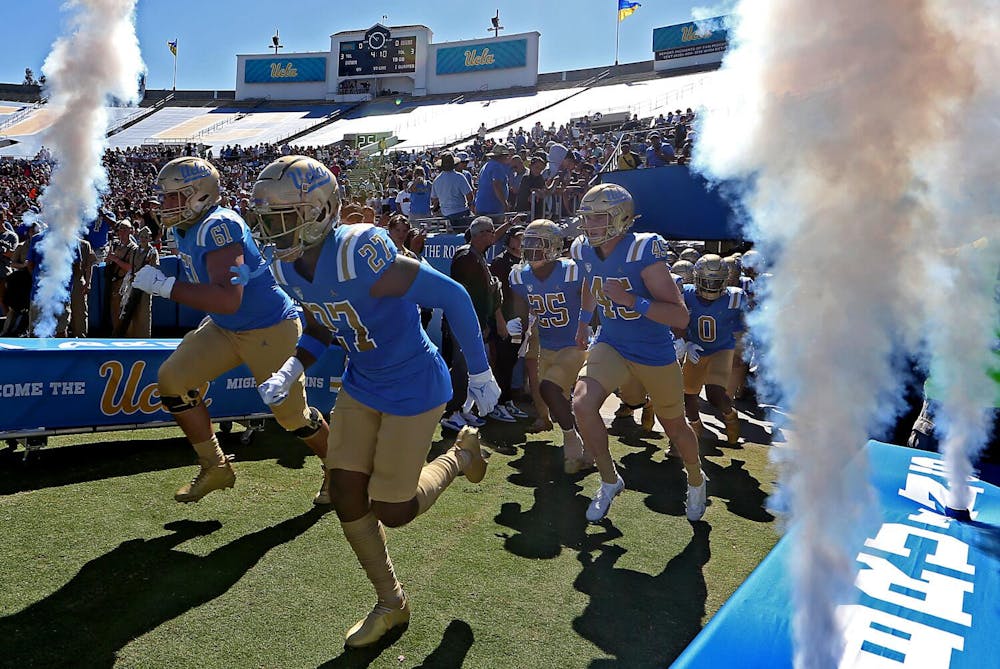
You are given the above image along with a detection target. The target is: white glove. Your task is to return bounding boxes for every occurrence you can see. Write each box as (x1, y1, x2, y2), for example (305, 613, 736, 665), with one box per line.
(468, 369, 501, 416)
(132, 265, 175, 299)
(685, 341, 704, 364)
(258, 356, 304, 406)
(673, 338, 687, 360)
(506, 317, 523, 337)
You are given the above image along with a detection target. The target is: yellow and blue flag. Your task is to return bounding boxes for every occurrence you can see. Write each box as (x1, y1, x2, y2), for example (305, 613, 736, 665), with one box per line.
(167, 39, 177, 56)
(618, 0, 640, 21)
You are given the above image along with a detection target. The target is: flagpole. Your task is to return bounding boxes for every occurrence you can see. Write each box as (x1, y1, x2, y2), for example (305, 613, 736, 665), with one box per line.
(172, 39, 177, 91)
(615, 9, 620, 66)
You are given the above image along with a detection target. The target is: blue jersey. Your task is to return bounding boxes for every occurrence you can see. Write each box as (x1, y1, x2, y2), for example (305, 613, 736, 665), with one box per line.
(271, 224, 451, 416)
(509, 258, 582, 351)
(173, 206, 296, 331)
(571, 232, 678, 366)
(682, 285, 746, 355)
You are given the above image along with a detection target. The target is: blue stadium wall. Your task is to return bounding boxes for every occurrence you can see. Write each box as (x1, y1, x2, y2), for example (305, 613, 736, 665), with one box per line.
(600, 166, 740, 240)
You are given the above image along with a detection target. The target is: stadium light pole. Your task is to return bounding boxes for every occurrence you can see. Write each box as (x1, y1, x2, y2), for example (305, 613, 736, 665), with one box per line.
(271, 30, 283, 55)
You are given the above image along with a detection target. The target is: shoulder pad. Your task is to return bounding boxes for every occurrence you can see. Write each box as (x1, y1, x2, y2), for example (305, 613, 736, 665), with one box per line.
(562, 258, 580, 283)
(727, 287, 744, 309)
(569, 235, 588, 261)
(338, 224, 394, 282)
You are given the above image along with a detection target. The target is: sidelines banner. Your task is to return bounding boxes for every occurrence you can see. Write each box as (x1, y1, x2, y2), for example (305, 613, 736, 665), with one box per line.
(435, 38, 527, 75)
(420, 234, 502, 275)
(652, 16, 728, 61)
(244, 57, 328, 83)
(673, 441, 1000, 668)
(0, 339, 346, 435)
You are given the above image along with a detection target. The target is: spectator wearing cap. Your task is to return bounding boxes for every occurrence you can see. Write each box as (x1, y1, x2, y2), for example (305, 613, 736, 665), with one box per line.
(507, 154, 526, 211)
(69, 235, 97, 337)
(431, 151, 474, 228)
(617, 141, 641, 170)
(514, 154, 548, 219)
(105, 219, 137, 333)
(489, 223, 529, 422)
(545, 143, 569, 179)
(645, 132, 675, 168)
(407, 166, 432, 223)
(454, 151, 475, 189)
(473, 143, 513, 225)
(120, 227, 159, 338)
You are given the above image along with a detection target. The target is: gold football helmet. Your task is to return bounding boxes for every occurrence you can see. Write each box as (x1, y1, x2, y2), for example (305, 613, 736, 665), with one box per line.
(693, 254, 729, 300)
(577, 183, 634, 247)
(154, 156, 221, 229)
(679, 247, 701, 263)
(522, 219, 564, 263)
(252, 156, 340, 262)
(671, 259, 695, 285)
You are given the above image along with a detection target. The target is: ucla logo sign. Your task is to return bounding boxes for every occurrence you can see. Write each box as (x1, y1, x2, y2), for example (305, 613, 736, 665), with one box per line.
(436, 38, 527, 75)
(270, 62, 299, 78)
(244, 57, 327, 84)
(464, 48, 496, 67)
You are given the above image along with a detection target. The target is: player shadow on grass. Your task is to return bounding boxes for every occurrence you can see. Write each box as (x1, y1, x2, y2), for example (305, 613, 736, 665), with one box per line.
(317, 618, 474, 669)
(0, 507, 330, 668)
(0, 422, 316, 496)
(573, 523, 711, 669)
(618, 440, 774, 523)
(493, 441, 623, 559)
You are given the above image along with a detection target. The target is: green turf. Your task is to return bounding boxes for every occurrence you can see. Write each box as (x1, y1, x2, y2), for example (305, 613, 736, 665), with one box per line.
(0, 415, 778, 668)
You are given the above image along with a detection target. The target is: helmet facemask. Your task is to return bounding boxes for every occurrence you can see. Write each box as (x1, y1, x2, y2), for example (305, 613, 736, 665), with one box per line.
(521, 233, 558, 265)
(579, 212, 616, 247)
(693, 255, 730, 300)
(254, 200, 336, 262)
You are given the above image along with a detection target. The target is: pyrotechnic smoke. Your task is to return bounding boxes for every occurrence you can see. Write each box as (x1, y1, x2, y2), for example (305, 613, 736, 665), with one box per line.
(692, 1, 998, 667)
(29, 0, 144, 337)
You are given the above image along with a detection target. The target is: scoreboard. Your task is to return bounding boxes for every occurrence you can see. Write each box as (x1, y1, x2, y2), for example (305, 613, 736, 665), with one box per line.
(338, 30, 417, 77)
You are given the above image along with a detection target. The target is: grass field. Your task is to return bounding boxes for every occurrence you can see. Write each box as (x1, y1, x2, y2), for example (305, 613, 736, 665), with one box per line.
(0, 403, 778, 669)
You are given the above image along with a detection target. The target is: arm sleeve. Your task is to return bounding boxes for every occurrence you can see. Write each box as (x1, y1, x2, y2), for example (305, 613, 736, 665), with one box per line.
(404, 260, 490, 375)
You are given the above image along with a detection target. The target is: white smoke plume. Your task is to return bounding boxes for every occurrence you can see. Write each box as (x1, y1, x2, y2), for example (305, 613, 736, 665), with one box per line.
(30, 0, 144, 337)
(692, 1, 998, 667)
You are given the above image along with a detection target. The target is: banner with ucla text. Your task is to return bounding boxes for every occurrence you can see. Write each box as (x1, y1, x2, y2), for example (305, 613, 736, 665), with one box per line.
(0, 339, 345, 435)
(435, 39, 527, 75)
(672, 441, 1000, 668)
(244, 57, 328, 83)
(652, 16, 728, 61)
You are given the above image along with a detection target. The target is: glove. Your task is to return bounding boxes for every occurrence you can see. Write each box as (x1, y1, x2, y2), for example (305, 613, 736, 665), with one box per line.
(673, 338, 687, 360)
(685, 341, 704, 364)
(467, 369, 501, 417)
(506, 317, 523, 337)
(132, 265, 175, 299)
(258, 356, 304, 406)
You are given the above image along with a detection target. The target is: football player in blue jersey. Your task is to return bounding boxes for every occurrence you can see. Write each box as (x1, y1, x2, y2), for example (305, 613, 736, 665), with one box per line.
(508, 219, 592, 473)
(251, 156, 501, 649)
(570, 184, 707, 523)
(677, 254, 746, 444)
(131, 156, 331, 504)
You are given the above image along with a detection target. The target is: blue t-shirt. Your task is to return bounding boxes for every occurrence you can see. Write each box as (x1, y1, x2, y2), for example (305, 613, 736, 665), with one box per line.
(571, 232, 678, 366)
(473, 159, 509, 215)
(509, 258, 583, 351)
(682, 285, 746, 356)
(86, 217, 111, 251)
(408, 181, 431, 216)
(271, 224, 451, 416)
(174, 205, 296, 331)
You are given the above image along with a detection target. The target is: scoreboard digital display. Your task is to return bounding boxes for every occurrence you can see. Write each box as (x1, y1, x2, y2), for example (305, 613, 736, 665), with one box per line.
(338, 35, 417, 77)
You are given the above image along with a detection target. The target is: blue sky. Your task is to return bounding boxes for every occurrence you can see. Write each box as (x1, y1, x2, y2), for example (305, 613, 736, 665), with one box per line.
(3, 0, 703, 90)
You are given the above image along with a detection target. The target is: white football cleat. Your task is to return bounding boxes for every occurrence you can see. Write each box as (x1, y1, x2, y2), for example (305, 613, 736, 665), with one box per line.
(586, 476, 625, 522)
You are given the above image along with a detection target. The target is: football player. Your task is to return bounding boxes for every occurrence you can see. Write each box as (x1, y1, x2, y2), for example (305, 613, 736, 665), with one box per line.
(131, 156, 331, 504)
(570, 184, 707, 523)
(508, 219, 592, 473)
(251, 156, 500, 648)
(671, 259, 695, 287)
(677, 254, 746, 443)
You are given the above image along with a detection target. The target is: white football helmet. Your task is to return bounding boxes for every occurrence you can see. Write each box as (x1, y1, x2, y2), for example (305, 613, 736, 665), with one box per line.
(154, 156, 221, 230)
(252, 156, 340, 262)
(577, 183, 634, 247)
(521, 219, 564, 263)
(693, 254, 729, 300)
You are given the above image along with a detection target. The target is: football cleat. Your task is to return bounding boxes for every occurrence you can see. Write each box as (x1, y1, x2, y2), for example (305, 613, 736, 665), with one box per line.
(174, 457, 235, 503)
(586, 476, 625, 522)
(455, 426, 488, 483)
(253, 155, 341, 262)
(314, 465, 332, 505)
(345, 598, 411, 648)
(723, 410, 740, 445)
(640, 403, 656, 432)
(686, 475, 709, 521)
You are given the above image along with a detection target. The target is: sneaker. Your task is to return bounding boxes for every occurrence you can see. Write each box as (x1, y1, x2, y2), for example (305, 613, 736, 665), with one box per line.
(723, 410, 740, 445)
(455, 426, 488, 483)
(314, 465, 332, 505)
(686, 475, 709, 521)
(174, 457, 236, 503)
(440, 411, 467, 432)
(344, 597, 411, 648)
(586, 476, 625, 522)
(487, 405, 517, 423)
(460, 411, 486, 428)
(640, 403, 656, 432)
(504, 401, 529, 419)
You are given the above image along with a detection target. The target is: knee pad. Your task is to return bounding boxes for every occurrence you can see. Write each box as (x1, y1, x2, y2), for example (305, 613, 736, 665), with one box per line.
(160, 389, 202, 414)
(292, 407, 324, 439)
